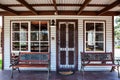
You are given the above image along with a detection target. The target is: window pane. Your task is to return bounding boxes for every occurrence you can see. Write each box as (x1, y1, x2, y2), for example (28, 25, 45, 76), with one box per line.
(68, 24, 74, 48)
(31, 42, 39, 52)
(87, 31, 94, 45)
(68, 51, 74, 64)
(60, 24, 66, 48)
(31, 21, 39, 31)
(11, 22, 29, 52)
(86, 32, 88, 41)
(21, 42, 28, 51)
(96, 33, 103, 41)
(40, 31, 48, 41)
(12, 23, 20, 31)
(40, 42, 48, 52)
(20, 32, 28, 41)
(21, 23, 28, 31)
(86, 43, 94, 51)
(41, 21, 48, 31)
(95, 43, 104, 51)
(12, 42, 20, 50)
(31, 32, 39, 41)
(12, 33, 20, 41)
(60, 51, 66, 64)
(86, 23, 94, 31)
(85, 21, 105, 52)
(95, 23, 103, 31)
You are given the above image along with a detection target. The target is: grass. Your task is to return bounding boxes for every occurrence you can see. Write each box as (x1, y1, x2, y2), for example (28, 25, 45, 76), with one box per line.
(115, 46, 120, 49)
(0, 59, 2, 69)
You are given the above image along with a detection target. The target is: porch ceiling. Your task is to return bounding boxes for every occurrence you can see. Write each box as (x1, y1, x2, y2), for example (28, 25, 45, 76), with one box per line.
(0, 0, 120, 16)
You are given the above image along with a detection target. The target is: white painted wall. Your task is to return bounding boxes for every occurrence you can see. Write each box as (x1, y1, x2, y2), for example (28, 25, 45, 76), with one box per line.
(4, 16, 113, 71)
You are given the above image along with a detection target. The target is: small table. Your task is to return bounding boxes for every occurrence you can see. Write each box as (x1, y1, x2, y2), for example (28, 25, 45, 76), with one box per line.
(114, 57, 120, 78)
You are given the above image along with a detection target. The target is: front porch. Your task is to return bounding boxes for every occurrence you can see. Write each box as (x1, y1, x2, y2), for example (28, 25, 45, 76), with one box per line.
(0, 70, 119, 80)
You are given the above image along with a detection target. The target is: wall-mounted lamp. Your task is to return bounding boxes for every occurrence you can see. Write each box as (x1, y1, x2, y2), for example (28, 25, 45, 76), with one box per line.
(51, 19, 55, 25)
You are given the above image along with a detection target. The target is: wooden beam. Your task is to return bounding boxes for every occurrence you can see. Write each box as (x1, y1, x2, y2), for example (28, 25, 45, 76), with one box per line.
(52, 0, 58, 14)
(17, 0, 38, 15)
(0, 11, 119, 16)
(98, 0, 120, 15)
(0, 4, 18, 15)
(77, 0, 92, 15)
(117, 12, 120, 16)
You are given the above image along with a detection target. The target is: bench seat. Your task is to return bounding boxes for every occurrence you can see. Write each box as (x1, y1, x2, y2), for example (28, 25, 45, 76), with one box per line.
(10, 52, 50, 80)
(81, 52, 115, 71)
(12, 64, 49, 68)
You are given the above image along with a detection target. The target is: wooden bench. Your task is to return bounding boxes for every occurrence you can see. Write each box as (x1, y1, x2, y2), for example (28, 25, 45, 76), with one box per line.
(10, 52, 50, 80)
(81, 52, 115, 71)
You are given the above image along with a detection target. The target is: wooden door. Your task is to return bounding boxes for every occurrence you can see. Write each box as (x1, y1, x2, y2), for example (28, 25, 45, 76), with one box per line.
(57, 20, 78, 71)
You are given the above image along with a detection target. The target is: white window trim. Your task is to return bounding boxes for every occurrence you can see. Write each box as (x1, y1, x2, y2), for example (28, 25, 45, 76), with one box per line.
(11, 21, 30, 54)
(11, 21, 50, 54)
(84, 21, 105, 52)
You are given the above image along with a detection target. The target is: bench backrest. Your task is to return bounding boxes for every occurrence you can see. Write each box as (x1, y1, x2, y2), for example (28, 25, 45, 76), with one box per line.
(19, 52, 49, 64)
(81, 52, 113, 61)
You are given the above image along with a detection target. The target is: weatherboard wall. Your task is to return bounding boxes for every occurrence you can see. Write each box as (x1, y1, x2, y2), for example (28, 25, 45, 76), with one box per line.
(4, 16, 112, 71)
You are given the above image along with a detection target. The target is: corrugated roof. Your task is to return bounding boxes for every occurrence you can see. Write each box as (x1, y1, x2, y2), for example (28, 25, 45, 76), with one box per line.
(58, 6, 80, 11)
(25, 0, 53, 4)
(89, 0, 116, 4)
(109, 6, 120, 11)
(84, 7, 104, 11)
(9, 7, 30, 11)
(56, 0, 85, 4)
(0, 0, 21, 4)
(0, 9, 5, 11)
(33, 7, 55, 11)
(0, 0, 119, 16)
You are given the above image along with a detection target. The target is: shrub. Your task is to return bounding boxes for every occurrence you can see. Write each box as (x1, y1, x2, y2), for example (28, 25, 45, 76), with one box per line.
(0, 59, 2, 69)
(115, 46, 120, 49)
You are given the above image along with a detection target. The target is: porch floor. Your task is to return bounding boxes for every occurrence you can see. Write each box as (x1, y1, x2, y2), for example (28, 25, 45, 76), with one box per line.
(0, 70, 119, 80)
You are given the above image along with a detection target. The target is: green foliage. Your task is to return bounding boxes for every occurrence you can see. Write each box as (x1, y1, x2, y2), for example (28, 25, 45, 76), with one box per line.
(114, 17, 120, 40)
(115, 46, 120, 49)
(0, 59, 2, 69)
(115, 17, 120, 24)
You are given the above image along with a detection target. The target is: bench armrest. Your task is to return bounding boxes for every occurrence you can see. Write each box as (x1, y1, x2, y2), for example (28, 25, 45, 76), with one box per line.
(10, 56, 19, 66)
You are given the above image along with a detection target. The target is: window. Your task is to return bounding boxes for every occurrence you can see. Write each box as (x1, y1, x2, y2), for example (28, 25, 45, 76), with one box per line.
(11, 21, 49, 54)
(30, 21, 49, 52)
(84, 21, 105, 52)
(11, 22, 29, 51)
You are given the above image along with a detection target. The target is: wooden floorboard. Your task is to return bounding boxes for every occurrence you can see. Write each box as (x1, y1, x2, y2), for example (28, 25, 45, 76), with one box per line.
(0, 70, 119, 80)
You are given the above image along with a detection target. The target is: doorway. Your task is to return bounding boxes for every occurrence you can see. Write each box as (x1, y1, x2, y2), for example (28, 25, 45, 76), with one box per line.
(56, 20, 78, 72)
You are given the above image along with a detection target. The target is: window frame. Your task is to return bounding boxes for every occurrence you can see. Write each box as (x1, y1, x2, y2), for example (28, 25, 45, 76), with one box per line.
(11, 21, 30, 53)
(84, 20, 106, 52)
(11, 20, 50, 55)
